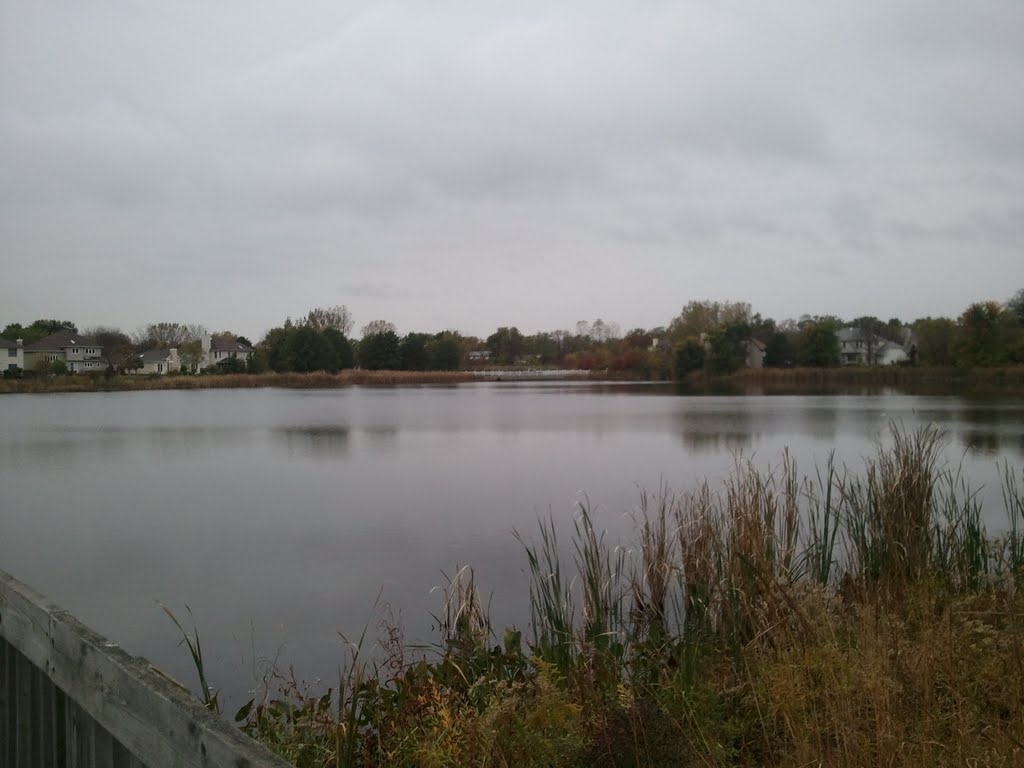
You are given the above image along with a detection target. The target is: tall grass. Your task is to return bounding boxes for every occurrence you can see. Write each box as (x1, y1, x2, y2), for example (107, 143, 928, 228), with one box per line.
(1001, 461, 1024, 577)
(179, 423, 1024, 766)
(842, 424, 943, 594)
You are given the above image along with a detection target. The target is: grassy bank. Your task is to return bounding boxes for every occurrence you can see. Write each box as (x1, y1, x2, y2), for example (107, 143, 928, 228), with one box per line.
(0, 368, 615, 395)
(7, 365, 1024, 396)
(0, 370, 478, 394)
(182, 425, 1024, 767)
(691, 364, 1024, 395)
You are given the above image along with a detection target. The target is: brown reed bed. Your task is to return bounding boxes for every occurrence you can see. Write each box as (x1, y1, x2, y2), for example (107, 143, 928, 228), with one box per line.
(0, 369, 478, 395)
(688, 364, 1024, 393)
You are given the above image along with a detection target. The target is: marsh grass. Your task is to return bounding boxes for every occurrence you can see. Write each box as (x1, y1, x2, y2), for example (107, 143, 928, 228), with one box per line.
(0, 369, 476, 395)
(1001, 462, 1024, 577)
(176, 423, 1024, 766)
(159, 602, 220, 714)
(706, 364, 1024, 387)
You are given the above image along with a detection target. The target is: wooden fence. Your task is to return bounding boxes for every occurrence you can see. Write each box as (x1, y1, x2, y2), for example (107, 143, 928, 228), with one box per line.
(0, 568, 291, 767)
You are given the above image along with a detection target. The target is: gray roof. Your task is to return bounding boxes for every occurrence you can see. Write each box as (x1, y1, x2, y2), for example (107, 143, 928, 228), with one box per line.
(138, 349, 172, 363)
(0, 337, 20, 349)
(210, 337, 254, 353)
(24, 329, 102, 352)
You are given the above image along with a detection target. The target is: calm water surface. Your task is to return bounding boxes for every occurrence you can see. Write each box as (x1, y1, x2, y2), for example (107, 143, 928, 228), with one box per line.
(2, 382, 1023, 701)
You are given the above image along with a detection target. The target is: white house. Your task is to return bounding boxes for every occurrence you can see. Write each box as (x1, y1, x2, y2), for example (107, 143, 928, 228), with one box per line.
(878, 342, 909, 366)
(130, 348, 180, 375)
(201, 334, 254, 369)
(745, 339, 766, 369)
(838, 327, 909, 366)
(0, 337, 24, 372)
(23, 330, 105, 373)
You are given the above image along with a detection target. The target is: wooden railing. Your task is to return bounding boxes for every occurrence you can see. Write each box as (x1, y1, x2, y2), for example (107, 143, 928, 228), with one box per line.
(0, 568, 291, 767)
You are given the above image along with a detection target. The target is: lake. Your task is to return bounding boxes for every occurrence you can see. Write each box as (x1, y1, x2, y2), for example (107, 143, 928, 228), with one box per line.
(2, 382, 1023, 703)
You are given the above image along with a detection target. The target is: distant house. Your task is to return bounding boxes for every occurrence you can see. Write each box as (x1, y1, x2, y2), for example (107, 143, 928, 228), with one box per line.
(0, 337, 24, 372)
(467, 350, 492, 363)
(130, 348, 180, 375)
(23, 330, 105, 373)
(201, 334, 254, 369)
(838, 327, 909, 366)
(877, 342, 909, 366)
(745, 339, 766, 369)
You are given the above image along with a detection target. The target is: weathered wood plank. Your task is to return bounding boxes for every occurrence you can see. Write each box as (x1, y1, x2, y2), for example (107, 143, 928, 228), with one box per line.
(93, 718, 115, 766)
(0, 571, 63, 671)
(68, 698, 89, 768)
(112, 739, 137, 768)
(0, 638, 11, 767)
(0, 567, 290, 768)
(15, 649, 33, 768)
(54, 685, 68, 768)
(38, 668, 57, 768)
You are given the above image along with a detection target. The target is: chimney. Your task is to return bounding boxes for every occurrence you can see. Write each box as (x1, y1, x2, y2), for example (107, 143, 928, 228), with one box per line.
(16, 338, 23, 347)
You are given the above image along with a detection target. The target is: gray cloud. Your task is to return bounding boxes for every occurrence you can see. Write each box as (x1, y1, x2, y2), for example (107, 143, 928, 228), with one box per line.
(1, 1, 1022, 337)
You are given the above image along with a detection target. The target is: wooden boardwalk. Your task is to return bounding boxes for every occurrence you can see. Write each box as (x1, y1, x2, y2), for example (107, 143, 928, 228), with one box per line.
(0, 568, 291, 767)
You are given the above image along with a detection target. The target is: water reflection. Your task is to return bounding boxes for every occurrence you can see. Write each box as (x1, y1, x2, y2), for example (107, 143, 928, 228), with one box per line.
(1, 384, 1023, 706)
(0, 433, 126, 468)
(674, 408, 755, 453)
(955, 403, 1024, 456)
(962, 430, 1004, 456)
(362, 426, 399, 455)
(275, 426, 351, 459)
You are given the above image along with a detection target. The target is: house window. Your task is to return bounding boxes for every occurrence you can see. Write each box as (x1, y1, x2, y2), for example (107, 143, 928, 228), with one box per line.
(7, 348, 15, 357)
(7, 364, 16, 370)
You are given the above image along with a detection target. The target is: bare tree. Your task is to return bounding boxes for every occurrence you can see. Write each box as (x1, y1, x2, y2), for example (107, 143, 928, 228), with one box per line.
(852, 316, 885, 365)
(360, 319, 397, 338)
(82, 326, 137, 372)
(304, 305, 354, 336)
(1008, 288, 1024, 322)
(134, 322, 206, 348)
(178, 339, 205, 372)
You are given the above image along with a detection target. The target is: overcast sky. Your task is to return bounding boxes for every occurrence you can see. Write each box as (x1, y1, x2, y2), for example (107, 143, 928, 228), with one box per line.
(2, 1, 1022, 339)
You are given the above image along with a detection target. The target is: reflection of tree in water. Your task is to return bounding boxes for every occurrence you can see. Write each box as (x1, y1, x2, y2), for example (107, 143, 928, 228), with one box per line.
(362, 426, 399, 455)
(959, 406, 1007, 426)
(961, 430, 1002, 456)
(957, 404, 1024, 458)
(799, 402, 840, 442)
(277, 426, 351, 459)
(673, 409, 755, 454)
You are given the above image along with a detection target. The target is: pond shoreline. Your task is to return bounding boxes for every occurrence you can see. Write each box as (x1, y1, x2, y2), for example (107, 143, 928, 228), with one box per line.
(4, 364, 1024, 396)
(0, 369, 595, 394)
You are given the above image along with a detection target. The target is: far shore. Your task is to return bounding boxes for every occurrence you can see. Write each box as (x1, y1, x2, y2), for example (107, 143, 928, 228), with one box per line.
(0, 368, 593, 395)
(3, 364, 1024, 395)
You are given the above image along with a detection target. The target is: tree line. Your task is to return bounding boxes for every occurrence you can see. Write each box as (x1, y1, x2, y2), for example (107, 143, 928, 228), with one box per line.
(4, 290, 1023, 379)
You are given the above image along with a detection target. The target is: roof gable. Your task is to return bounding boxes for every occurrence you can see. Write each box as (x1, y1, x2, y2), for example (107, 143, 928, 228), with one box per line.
(24, 330, 102, 351)
(210, 337, 254, 353)
(139, 349, 171, 363)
